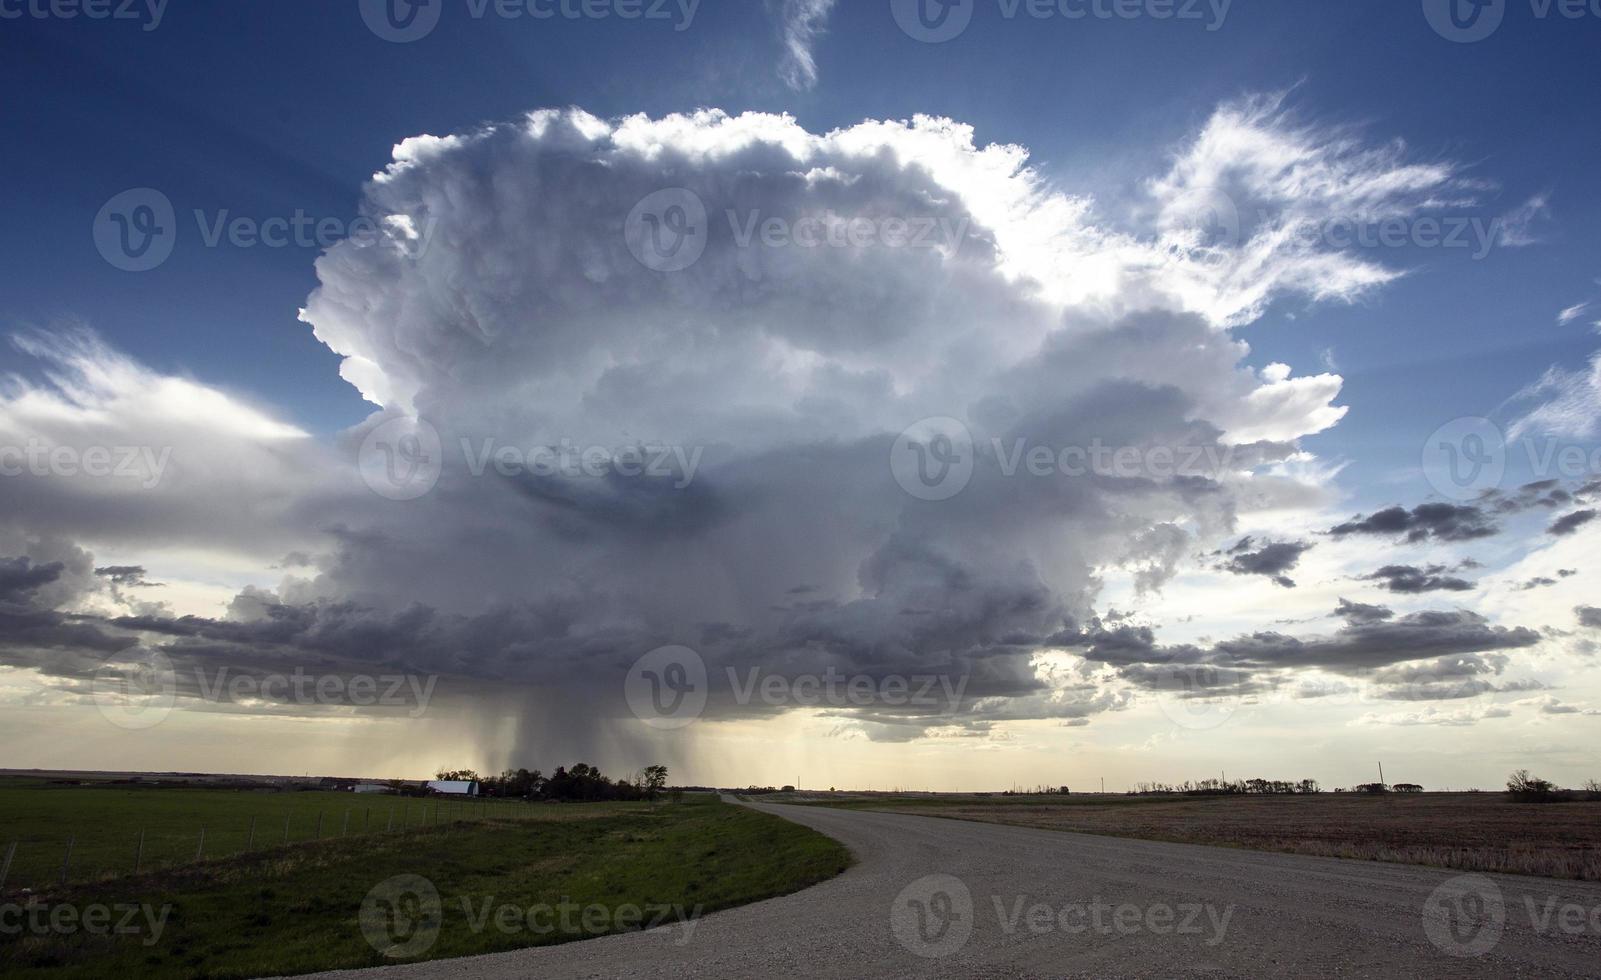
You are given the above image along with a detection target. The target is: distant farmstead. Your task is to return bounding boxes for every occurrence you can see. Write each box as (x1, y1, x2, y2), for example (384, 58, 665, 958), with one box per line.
(426, 779, 479, 796)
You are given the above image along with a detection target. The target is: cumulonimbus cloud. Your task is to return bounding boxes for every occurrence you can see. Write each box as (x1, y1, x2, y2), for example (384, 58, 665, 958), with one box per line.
(1, 99, 1558, 754)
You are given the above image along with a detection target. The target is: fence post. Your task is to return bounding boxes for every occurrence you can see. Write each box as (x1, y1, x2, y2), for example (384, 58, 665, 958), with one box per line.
(315, 812, 324, 840)
(60, 836, 74, 885)
(284, 814, 291, 845)
(195, 828, 205, 862)
(135, 829, 144, 874)
(341, 811, 349, 837)
(387, 808, 394, 832)
(0, 841, 16, 891)
(247, 816, 256, 850)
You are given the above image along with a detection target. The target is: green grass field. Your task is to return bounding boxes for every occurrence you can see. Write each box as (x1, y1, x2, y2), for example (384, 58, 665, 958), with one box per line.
(0, 786, 851, 978)
(0, 778, 533, 892)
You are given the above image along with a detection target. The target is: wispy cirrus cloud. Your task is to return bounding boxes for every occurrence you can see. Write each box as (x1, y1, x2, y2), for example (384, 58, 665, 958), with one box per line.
(1144, 91, 1484, 326)
(1558, 301, 1591, 325)
(1495, 192, 1550, 248)
(771, 0, 837, 91)
(1508, 352, 1601, 439)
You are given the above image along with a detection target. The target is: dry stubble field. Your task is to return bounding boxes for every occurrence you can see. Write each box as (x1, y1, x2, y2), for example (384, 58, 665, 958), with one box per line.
(802, 792, 1601, 880)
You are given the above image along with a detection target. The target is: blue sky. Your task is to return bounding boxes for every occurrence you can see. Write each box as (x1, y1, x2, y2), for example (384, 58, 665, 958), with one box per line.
(6, 0, 1599, 480)
(3, 1, 1600, 786)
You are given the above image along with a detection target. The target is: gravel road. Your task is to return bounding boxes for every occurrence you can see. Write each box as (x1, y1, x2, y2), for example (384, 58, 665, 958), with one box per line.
(306, 796, 1601, 979)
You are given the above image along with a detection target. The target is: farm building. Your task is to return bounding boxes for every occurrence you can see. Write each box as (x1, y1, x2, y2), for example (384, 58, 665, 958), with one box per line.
(426, 779, 479, 796)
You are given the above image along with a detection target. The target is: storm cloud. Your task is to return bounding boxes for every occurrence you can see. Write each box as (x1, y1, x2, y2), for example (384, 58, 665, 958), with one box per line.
(0, 102, 1559, 756)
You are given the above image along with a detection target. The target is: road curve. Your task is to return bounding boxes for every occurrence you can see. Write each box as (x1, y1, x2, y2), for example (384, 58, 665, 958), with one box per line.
(307, 797, 1601, 979)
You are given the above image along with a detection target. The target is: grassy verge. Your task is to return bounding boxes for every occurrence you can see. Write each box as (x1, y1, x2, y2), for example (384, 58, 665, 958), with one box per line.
(782, 791, 1601, 881)
(0, 779, 530, 890)
(0, 794, 850, 978)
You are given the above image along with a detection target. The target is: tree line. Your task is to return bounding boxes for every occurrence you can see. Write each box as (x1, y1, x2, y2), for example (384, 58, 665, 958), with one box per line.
(1507, 769, 1601, 803)
(433, 763, 672, 802)
(1131, 777, 1322, 796)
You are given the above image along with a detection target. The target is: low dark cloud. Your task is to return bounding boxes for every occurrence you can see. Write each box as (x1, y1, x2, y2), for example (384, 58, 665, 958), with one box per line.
(0, 540, 1070, 739)
(1578, 606, 1601, 630)
(1528, 697, 1601, 717)
(1360, 563, 1475, 594)
(1487, 480, 1573, 513)
(1548, 509, 1598, 537)
(1328, 503, 1499, 543)
(1050, 606, 1541, 700)
(1212, 610, 1539, 675)
(0, 557, 64, 604)
(1334, 598, 1393, 624)
(1517, 569, 1575, 591)
(95, 565, 157, 587)
(1217, 537, 1314, 588)
(1365, 654, 1540, 701)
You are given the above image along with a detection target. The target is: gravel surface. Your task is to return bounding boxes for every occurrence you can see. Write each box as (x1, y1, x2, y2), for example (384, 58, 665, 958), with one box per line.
(301, 796, 1601, 979)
